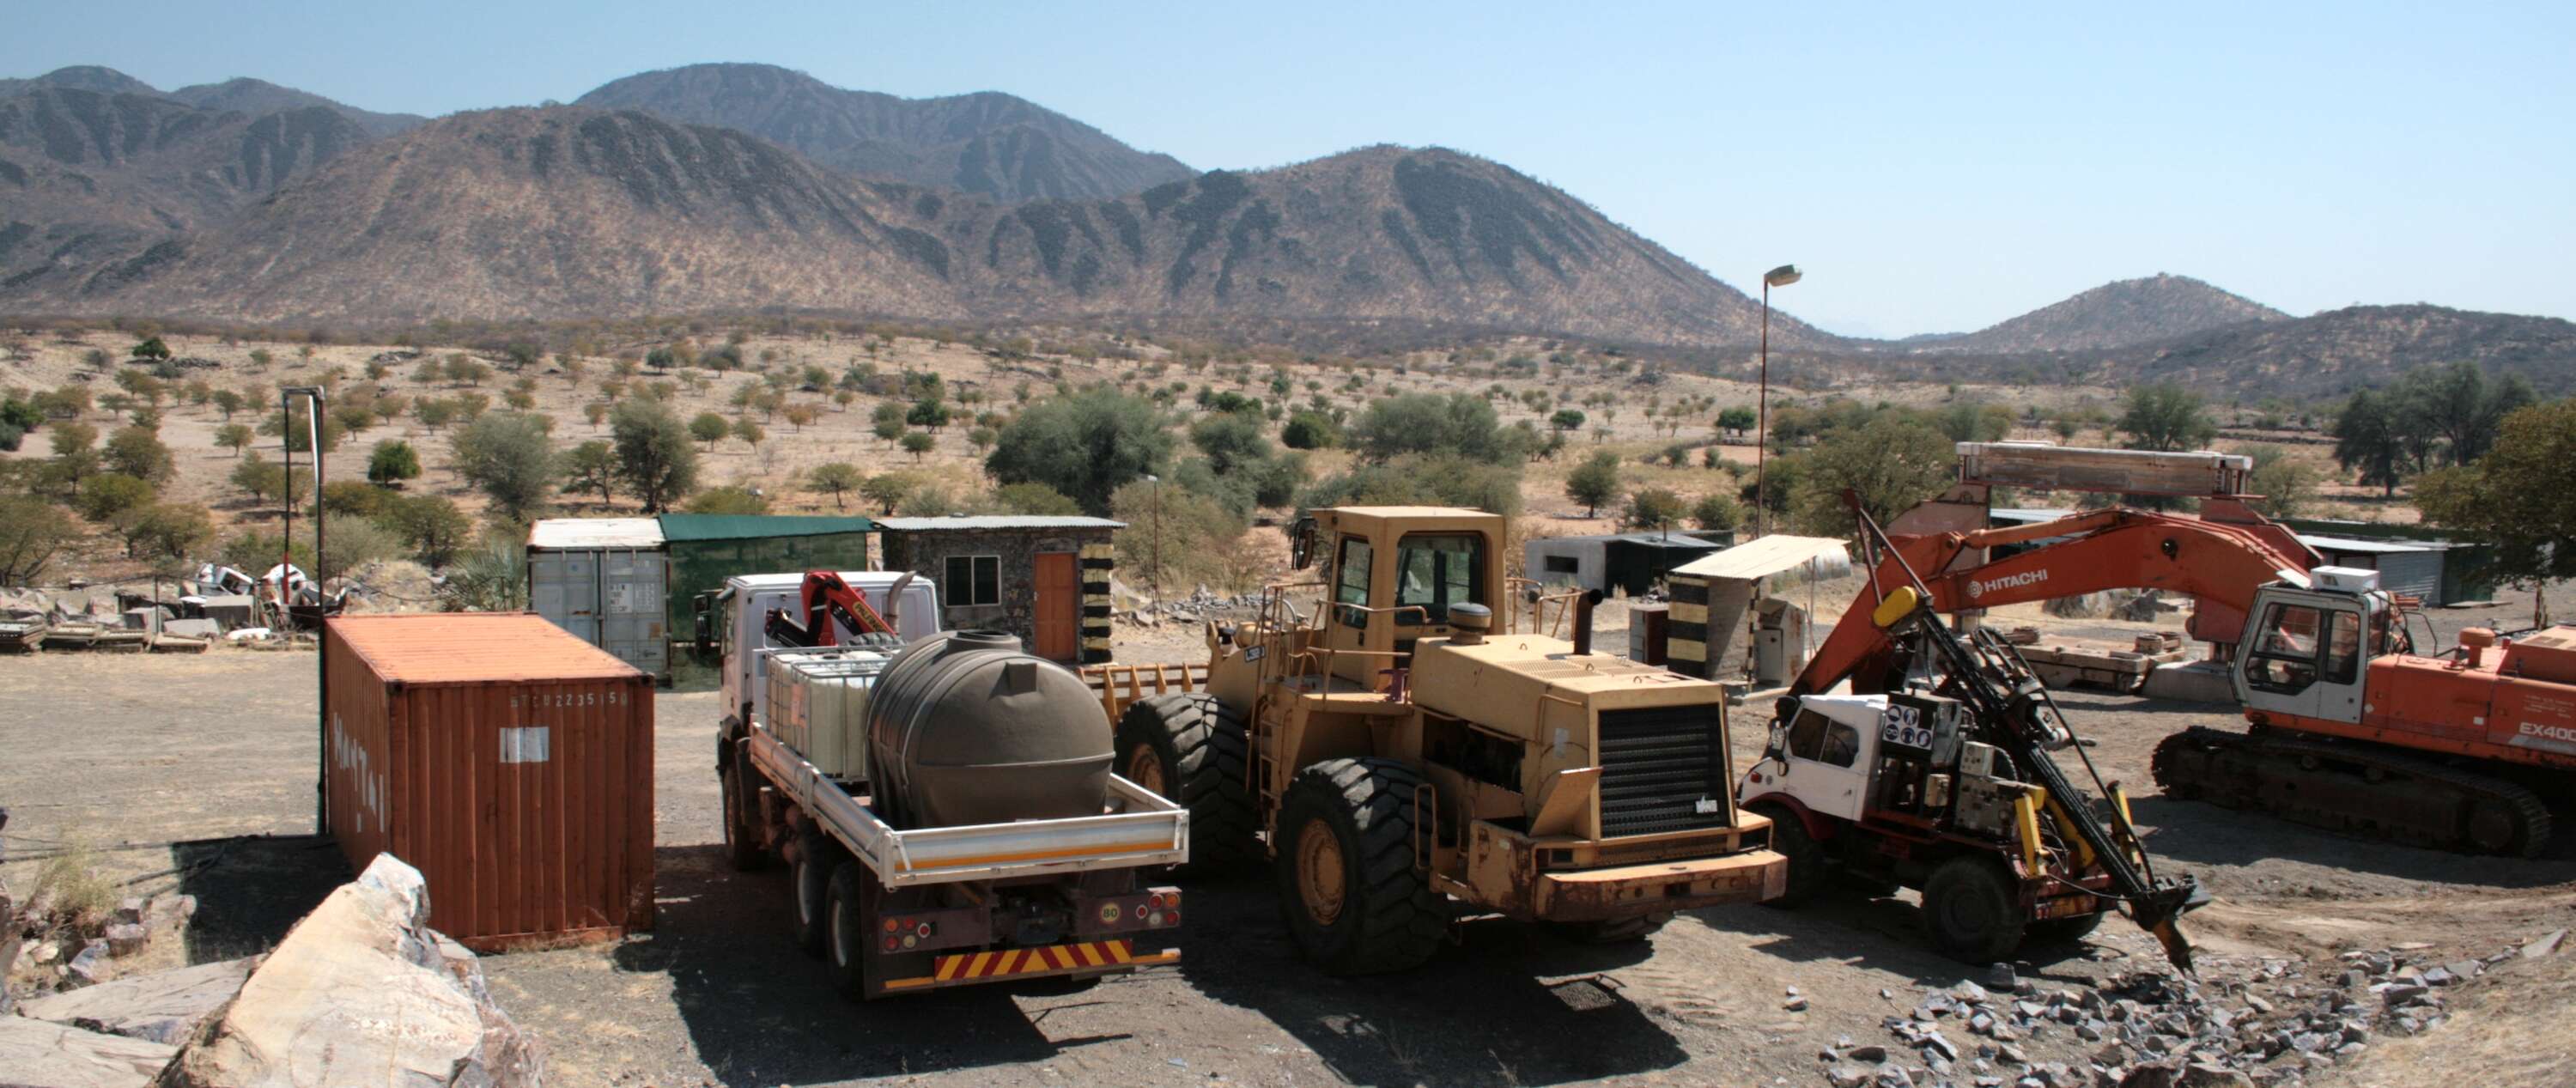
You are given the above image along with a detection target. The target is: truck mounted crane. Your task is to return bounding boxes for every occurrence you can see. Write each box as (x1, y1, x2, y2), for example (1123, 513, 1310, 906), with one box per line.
(1794, 505, 2571, 857)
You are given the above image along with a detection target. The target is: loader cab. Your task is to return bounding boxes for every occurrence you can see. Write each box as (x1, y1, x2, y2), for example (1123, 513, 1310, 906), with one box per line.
(2234, 568, 2388, 726)
(1297, 507, 1508, 689)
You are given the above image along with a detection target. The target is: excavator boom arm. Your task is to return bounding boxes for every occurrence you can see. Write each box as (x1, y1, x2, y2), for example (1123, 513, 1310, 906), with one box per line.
(1794, 509, 2314, 696)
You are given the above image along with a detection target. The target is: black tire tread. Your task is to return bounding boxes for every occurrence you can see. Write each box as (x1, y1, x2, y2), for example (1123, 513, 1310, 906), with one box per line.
(2153, 725, 2555, 857)
(1922, 854, 2026, 965)
(1277, 757, 1448, 974)
(720, 741, 767, 872)
(1749, 802, 1826, 909)
(1119, 694, 1257, 867)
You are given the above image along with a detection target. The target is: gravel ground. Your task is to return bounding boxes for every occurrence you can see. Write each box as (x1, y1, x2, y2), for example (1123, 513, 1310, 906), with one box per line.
(3, 600, 2571, 1086)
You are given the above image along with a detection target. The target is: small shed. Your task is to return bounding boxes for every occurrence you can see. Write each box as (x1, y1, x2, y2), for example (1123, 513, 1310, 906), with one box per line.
(527, 517, 669, 678)
(1524, 531, 1732, 596)
(1665, 535, 1852, 684)
(876, 516, 1122, 664)
(659, 514, 875, 646)
(2296, 533, 2451, 605)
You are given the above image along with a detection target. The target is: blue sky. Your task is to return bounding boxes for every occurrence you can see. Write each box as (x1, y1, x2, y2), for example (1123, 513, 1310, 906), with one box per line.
(11, 2, 2571, 337)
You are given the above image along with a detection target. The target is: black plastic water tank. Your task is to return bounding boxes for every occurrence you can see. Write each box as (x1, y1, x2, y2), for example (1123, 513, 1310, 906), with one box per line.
(863, 630, 1113, 829)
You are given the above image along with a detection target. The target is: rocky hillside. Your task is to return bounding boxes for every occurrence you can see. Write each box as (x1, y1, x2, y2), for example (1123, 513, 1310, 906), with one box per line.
(165, 77, 426, 137)
(1930, 273, 2287, 353)
(3, 107, 1823, 348)
(0, 65, 422, 136)
(575, 63, 1193, 203)
(2096, 302, 2576, 396)
(0, 87, 370, 291)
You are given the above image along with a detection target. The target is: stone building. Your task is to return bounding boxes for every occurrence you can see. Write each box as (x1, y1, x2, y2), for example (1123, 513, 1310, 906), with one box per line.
(874, 516, 1121, 665)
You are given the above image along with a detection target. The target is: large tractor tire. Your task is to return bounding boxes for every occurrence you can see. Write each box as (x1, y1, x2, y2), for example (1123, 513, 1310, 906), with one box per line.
(1921, 854, 2027, 965)
(1273, 758, 1448, 975)
(790, 831, 840, 957)
(719, 739, 767, 872)
(1116, 694, 1257, 869)
(1748, 802, 1826, 908)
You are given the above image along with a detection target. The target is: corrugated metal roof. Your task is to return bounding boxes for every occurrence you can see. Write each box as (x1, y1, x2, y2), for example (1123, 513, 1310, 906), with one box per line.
(1670, 535, 1853, 581)
(325, 613, 641, 684)
(2299, 533, 2445, 555)
(873, 516, 1124, 531)
(1534, 532, 1728, 547)
(527, 517, 665, 550)
(657, 514, 874, 541)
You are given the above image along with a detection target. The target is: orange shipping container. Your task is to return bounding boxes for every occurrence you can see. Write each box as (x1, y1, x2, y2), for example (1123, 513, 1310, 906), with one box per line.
(323, 613, 654, 951)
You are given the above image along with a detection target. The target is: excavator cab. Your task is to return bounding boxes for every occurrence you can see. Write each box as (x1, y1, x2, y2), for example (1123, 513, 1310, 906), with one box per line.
(2232, 569, 2391, 726)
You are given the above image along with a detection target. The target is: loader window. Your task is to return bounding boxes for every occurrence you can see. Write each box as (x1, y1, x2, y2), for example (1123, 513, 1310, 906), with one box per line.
(1393, 533, 1485, 626)
(2247, 603, 2324, 695)
(1334, 536, 1373, 627)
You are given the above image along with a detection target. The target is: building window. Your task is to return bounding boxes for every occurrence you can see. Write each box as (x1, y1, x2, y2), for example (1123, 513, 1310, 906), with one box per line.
(945, 555, 1001, 606)
(1542, 555, 1579, 574)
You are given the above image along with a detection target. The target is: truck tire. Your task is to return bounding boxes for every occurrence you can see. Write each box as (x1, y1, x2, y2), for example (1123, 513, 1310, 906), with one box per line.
(1921, 855, 2026, 964)
(720, 745, 766, 872)
(1273, 758, 1447, 975)
(823, 860, 869, 999)
(1748, 802, 1826, 908)
(791, 832, 840, 957)
(1116, 694, 1256, 869)
(1547, 914, 1670, 944)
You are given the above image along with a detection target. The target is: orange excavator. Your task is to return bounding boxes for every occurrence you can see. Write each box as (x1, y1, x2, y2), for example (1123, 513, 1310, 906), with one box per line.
(1795, 504, 2573, 856)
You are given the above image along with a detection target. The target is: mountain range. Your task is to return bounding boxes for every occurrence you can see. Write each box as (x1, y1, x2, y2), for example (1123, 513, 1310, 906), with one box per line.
(0, 62, 2568, 396)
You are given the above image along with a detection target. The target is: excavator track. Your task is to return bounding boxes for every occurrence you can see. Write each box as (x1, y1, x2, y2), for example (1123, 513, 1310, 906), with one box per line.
(2151, 726, 2554, 857)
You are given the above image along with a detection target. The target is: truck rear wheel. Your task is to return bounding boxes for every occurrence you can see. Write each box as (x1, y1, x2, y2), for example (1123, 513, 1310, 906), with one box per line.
(1273, 758, 1446, 975)
(1117, 694, 1256, 869)
(720, 745, 766, 872)
(1922, 855, 2026, 964)
(823, 861, 868, 999)
(1748, 802, 1826, 908)
(791, 832, 840, 957)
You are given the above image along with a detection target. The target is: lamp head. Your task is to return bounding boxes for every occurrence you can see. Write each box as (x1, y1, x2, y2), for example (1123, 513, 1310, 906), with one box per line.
(1764, 264, 1803, 288)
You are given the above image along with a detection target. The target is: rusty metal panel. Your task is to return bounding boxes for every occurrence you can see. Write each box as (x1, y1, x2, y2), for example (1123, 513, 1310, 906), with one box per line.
(323, 614, 654, 951)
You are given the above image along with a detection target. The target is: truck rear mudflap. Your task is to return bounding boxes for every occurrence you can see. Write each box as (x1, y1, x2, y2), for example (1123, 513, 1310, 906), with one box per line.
(882, 939, 1181, 993)
(1533, 850, 1789, 921)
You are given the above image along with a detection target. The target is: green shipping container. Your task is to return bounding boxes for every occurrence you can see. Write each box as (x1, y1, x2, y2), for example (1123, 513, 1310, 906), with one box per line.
(658, 514, 877, 645)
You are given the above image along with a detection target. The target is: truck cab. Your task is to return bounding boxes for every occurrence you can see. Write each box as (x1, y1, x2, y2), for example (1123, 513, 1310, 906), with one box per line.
(704, 572, 942, 731)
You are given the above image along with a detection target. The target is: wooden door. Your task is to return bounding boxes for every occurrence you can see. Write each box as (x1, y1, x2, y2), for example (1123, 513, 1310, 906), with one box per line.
(1034, 552, 1078, 661)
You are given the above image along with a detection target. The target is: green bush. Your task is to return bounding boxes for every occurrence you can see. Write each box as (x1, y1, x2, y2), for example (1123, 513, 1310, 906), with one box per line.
(683, 486, 769, 514)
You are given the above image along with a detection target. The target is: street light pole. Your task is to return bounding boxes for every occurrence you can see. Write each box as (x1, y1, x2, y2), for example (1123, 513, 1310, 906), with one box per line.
(1752, 264, 1801, 537)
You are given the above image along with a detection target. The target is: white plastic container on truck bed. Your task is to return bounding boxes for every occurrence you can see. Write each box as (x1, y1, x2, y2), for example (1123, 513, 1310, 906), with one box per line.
(705, 571, 940, 732)
(766, 648, 890, 781)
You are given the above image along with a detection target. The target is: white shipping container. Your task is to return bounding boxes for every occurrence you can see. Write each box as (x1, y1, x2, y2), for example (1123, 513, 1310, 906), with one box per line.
(529, 518, 671, 678)
(767, 649, 890, 781)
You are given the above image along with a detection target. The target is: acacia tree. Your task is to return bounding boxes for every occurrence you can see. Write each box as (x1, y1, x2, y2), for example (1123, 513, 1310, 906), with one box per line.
(450, 412, 559, 522)
(610, 400, 697, 513)
(2416, 398, 2576, 588)
(806, 462, 863, 510)
(562, 440, 617, 504)
(2330, 389, 2408, 497)
(2115, 384, 2217, 452)
(1565, 451, 1620, 517)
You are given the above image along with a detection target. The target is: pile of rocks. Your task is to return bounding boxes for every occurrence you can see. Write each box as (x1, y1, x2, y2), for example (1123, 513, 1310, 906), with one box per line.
(1819, 943, 2530, 1088)
(6, 893, 199, 1000)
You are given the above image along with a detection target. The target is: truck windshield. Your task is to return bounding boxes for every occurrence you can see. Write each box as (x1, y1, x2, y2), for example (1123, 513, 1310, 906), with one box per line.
(1393, 533, 1484, 626)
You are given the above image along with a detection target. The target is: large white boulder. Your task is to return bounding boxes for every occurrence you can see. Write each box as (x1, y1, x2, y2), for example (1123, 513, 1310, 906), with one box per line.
(152, 854, 544, 1087)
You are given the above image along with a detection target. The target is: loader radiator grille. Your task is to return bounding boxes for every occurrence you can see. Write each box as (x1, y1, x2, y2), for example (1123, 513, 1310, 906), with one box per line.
(1595, 706, 1729, 838)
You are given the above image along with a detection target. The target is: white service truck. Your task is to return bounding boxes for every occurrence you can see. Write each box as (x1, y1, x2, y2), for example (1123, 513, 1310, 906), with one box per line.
(708, 571, 1188, 999)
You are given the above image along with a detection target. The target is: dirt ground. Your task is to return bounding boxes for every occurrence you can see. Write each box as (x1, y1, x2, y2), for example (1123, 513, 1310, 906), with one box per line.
(4, 586, 2572, 1087)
